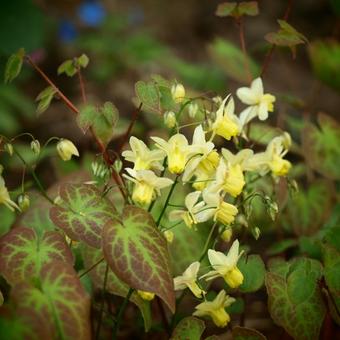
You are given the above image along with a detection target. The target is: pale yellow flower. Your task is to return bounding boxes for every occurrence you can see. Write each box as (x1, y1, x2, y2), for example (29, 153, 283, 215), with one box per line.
(122, 136, 165, 171)
(56, 139, 79, 161)
(201, 240, 244, 288)
(171, 83, 186, 103)
(193, 290, 235, 327)
(174, 262, 205, 298)
(123, 168, 173, 206)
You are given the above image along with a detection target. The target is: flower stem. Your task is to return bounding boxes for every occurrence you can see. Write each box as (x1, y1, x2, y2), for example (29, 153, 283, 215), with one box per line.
(78, 257, 104, 278)
(112, 288, 134, 340)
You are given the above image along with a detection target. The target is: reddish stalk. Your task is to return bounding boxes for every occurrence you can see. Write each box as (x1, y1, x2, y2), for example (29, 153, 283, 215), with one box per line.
(261, 0, 294, 77)
(236, 17, 252, 84)
(78, 69, 87, 103)
(26, 55, 127, 201)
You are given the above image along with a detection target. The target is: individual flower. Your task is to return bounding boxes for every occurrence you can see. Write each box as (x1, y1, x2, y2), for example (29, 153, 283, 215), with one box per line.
(210, 96, 241, 141)
(197, 191, 238, 226)
(193, 290, 235, 327)
(151, 134, 194, 174)
(201, 240, 244, 288)
(122, 136, 165, 171)
(169, 191, 205, 229)
(56, 139, 79, 161)
(0, 175, 20, 212)
(137, 290, 155, 301)
(236, 77, 276, 129)
(183, 125, 215, 186)
(246, 133, 292, 176)
(171, 83, 186, 103)
(123, 168, 173, 206)
(174, 262, 205, 298)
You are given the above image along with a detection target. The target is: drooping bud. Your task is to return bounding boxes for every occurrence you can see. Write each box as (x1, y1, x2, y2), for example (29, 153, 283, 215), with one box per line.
(56, 139, 79, 161)
(164, 111, 177, 128)
(113, 159, 123, 173)
(163, 230, 174, 243)
(18, 193, 30, 212)
(188, 102, 199, 118)
(221, 228, 232, 242)
(30, 140, 40, 155)
(171, 83, 186, 103)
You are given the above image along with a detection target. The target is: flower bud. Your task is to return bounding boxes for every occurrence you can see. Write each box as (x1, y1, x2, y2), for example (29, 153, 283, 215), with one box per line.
(30, 140, 40, 155)
(18, 193, 30, 212)
(4, 143, 13, 156)
(164, 111, 177, 129)
(163, 230, 174, 243)
(113, 159, 123, 173)
(137, 290, 155, 301)
(221, 228, 232, 242)
(56, 139, 79, 161)
(188, 102, 198, 118)
(252, 226, 261, 240)
(171, 83, 185, 103)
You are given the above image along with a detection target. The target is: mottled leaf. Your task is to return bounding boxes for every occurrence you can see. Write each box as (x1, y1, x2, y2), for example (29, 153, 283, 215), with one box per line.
(232, 326, 267, 339)
(82, 244, 152, 331)
(77, 102, 119, 145)
(0, 227, 73, 285)
(322, 244, 340, 324)
(282, 179, 333, 235)
(170, 316, 205, 340)
(102, 205, 175, 312)
(50, 183, 118, 248)
(216, 2, 258, 18)
(238, 255, 265, 293)
(215, 2, 237, 17)
(4, 48, 25, 83)
(135, 80, 160, 113)
(265, 257, 326, 340)
(11, 261, 91, 339)
(303, 113, 340, 180)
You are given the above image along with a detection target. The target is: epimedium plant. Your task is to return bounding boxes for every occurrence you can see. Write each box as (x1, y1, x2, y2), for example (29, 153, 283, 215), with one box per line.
(0, 2, 340, 340)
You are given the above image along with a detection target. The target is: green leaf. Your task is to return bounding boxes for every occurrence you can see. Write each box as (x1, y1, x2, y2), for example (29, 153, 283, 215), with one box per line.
(232, 326, 267, 340)
(0, 227, 73, 285)
(215, 2, 258, 18)
(322, 244, 340, 324)
(102, 205, 175, 312)
(208, 38, 260, 83)
(265, 257, 326, 340)
(265, 20, 307, 56)
(77, 54, 89, 68)
(282, 179, 333, 235)
(303, 113, 340, 180)
(77, 102, 119, 145)
(135, 80, 160, 113)
(35, 86, 57, 115)
(11, 261, 91, 339)
(57, 60, 77, 77)
(170, 316, 205, 340)
(82, 244, 152, 331)
(238, 255, 265, 293)
(324, 225, 340, 251)
(50, 183, 118, 248)
(4, 48, 25, 83)
(267, 239, 298, 256)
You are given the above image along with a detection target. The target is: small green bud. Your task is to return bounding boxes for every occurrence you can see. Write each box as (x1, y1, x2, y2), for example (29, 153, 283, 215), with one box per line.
(4, 143, 13, 156)
(252, 227, 261, 240)
(30, 140, 41, 155)
(188, 102, 199, 118)
(221, 228, 232, 242)
(113, 159, 123, 173)
(164, 111, 177, 128)
(18, 193, 30, 212)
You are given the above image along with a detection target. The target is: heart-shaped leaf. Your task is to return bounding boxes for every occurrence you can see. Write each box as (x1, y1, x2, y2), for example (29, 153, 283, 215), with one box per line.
(50, 183, 118, 248)
(238, 255, 265, 293)
(11, 260, 91, 339)
(232, 326, 267, 340)
(170, 316, 205, 340)
(102, 205, 175, 312)
(82, 244, 152, 331)
(265, 257, 326, 340)
(0, 227, 73, 285)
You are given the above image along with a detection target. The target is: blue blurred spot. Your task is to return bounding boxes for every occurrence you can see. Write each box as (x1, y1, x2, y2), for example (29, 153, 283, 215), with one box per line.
(78, 1, 106, 27)
(59, 20, 78, 42)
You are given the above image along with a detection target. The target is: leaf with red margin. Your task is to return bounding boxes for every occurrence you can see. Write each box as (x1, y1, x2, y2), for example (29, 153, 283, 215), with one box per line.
(50, 183, 118, 248)
(82, 244, 152, 331)
(0, 227, 73, 285)
(102, 205, 175, 313)
(11, 260, 91, 340)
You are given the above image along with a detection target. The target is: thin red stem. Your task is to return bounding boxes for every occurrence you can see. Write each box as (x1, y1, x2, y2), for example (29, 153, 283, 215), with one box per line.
(78, 69, 87, 103)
